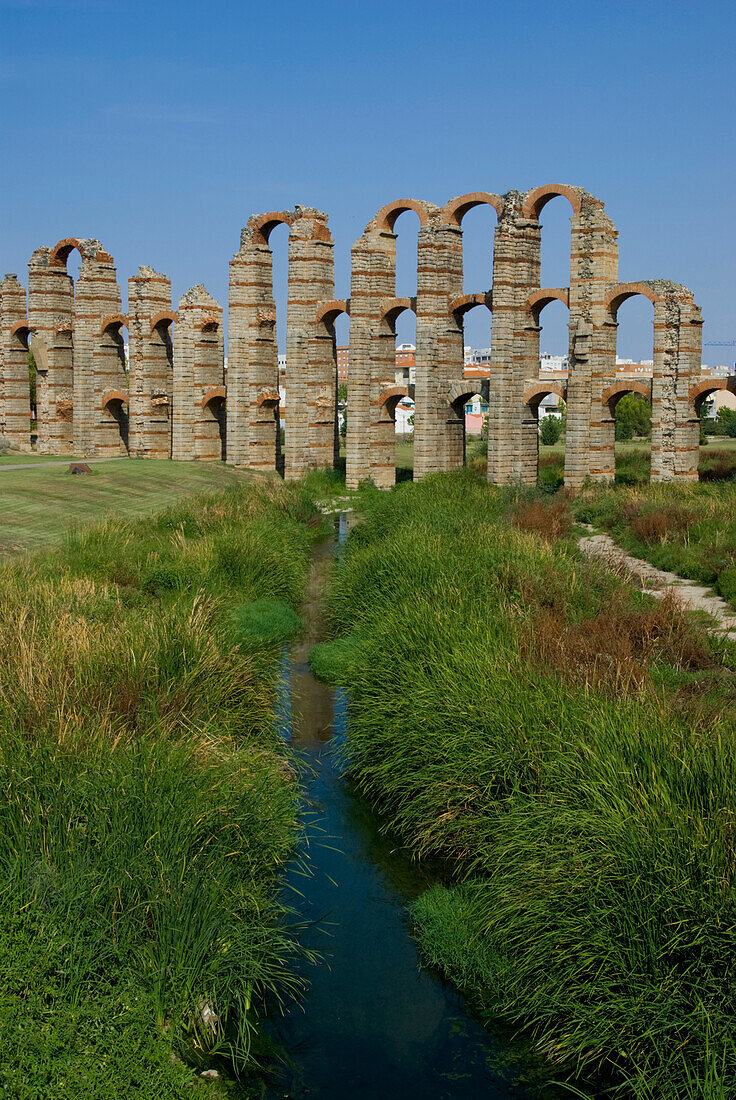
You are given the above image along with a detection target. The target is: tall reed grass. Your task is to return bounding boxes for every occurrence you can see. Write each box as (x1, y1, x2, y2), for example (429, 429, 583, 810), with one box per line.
(0, 478, 319, 1098)
(316, 471, 736, 1098)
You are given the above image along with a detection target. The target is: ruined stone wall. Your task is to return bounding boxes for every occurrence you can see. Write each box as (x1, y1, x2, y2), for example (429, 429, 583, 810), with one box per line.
(3, 186, 700, 486)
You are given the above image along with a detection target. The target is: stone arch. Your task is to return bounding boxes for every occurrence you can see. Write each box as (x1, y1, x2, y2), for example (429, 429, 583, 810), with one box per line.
(10, 319, 31, 344)
(100, 313, 128, 335)
(250, 211, 294, 246)
(49, 237, 113, 268)
(316, 299, 350, 324)
(150, 310, 178, 333)
(601, 379, 652, 411)
(441, 192, 504, 226)
(373, 199, 432, 234)
(450, 291, 492, 318)
(201, 385, 227, 408)
(102, 388, 129, 408)
(525, 287, 570, 320)
(689, 378, 736, 415)
(380, 297, 416, 325)
(521, 184, 599, 220)
(524, 381, 567, 409)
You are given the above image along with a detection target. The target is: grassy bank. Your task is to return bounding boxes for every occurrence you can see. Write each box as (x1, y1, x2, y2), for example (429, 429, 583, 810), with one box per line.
(576, 480, 736, 609)
(313, 472, 736, 1098)
(0, 459, 256, 553)
(0, 478, 319, 1098)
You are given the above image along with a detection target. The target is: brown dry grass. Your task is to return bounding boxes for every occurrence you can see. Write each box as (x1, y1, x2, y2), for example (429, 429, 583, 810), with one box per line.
(511, 499, 572, 542)
(521, 589, 712, 693)
(630, 506, 696, 544)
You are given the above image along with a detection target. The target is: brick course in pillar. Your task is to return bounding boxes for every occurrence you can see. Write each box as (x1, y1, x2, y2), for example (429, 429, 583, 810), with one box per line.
(2, 185, 703, 485)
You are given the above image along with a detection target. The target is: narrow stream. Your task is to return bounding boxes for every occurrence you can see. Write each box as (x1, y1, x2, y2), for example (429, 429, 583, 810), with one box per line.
(265, 514, 550, 1098)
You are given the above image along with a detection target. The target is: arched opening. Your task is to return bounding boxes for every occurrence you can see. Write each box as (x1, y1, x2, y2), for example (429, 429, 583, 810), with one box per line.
(602, 384, 653, 484)
(532, 298, 570, 485)
(392, 208, 421, 301)
(150, 316, 174, 459)
(200, 391, 226, 461)
(536, 196, 573, 291)
(98, 318, 129, 456)
(382, 301, 416, 482)
(523, 383, 567, 488)
(609, 295, 654, 484)
(334, 311, 350, 471)
(450, 300, 493, 469)
(5, 323, 33, 450)
(460, 203, 495, 297)
(378, 386, 413, 483)
(103, 394, 129, 453)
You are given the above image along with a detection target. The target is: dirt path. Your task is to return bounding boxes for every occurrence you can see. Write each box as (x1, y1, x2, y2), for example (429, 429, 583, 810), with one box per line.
(579, 526, 736, 641)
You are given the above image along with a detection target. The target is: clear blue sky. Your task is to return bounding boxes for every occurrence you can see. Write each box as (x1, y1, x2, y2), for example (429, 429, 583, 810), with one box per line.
(1, 0, 734, 362)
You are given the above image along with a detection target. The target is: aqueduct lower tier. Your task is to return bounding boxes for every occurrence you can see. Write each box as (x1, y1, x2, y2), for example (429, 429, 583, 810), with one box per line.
(0, 186, 717, 487)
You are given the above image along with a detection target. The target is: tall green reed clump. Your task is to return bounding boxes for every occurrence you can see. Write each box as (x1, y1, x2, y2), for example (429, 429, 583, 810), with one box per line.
(315, 470, 736, 1098)
(0, 478, 319, 1099)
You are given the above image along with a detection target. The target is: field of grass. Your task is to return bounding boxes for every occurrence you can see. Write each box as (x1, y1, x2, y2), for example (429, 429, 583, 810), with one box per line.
(313, 472, 736, 1098)
(0, 459, 257, 553)
(0, 478, 321, 1098)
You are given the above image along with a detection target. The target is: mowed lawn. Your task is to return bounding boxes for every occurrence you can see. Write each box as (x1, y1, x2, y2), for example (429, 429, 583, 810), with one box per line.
(0, 459, 257, 552)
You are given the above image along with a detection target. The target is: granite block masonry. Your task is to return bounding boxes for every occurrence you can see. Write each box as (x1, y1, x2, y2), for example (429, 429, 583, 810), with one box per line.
(0, 187, 714, 486)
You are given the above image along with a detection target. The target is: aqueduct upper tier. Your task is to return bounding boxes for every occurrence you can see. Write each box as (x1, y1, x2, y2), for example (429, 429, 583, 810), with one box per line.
(0, 186, 712, 487)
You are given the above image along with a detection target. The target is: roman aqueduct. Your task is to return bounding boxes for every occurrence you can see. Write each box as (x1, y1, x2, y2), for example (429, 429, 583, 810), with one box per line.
(0, 185, 724, 488)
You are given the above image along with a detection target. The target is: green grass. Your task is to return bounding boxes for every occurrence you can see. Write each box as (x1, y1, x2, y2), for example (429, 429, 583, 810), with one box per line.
(317, 471, 736, 1098)
(0, 477, 318, 1097)
(0, 458, 258, 553)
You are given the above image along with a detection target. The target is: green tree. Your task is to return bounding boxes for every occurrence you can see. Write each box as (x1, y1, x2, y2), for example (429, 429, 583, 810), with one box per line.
(615, 392, 651, 441)
(539, 415, 562, 446)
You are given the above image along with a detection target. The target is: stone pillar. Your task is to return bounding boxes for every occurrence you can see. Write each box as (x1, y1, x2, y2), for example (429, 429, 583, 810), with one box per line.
(227, 214, 288, 470)
(564, 198, 619, 488)
(675, 303, 703, 480)
(649, 284, 699, 482)
(173, 285, 224, 462)
(285, 206, 335, 480)
(347, 220, 396, 489)
(28, 247, 74, 454)
(0, 275, 31, 450)
(510, 196, 542, 483)
(128, 266, 174, 459)
(413, 214, 463, 480)
(72, 242, 121, 455)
